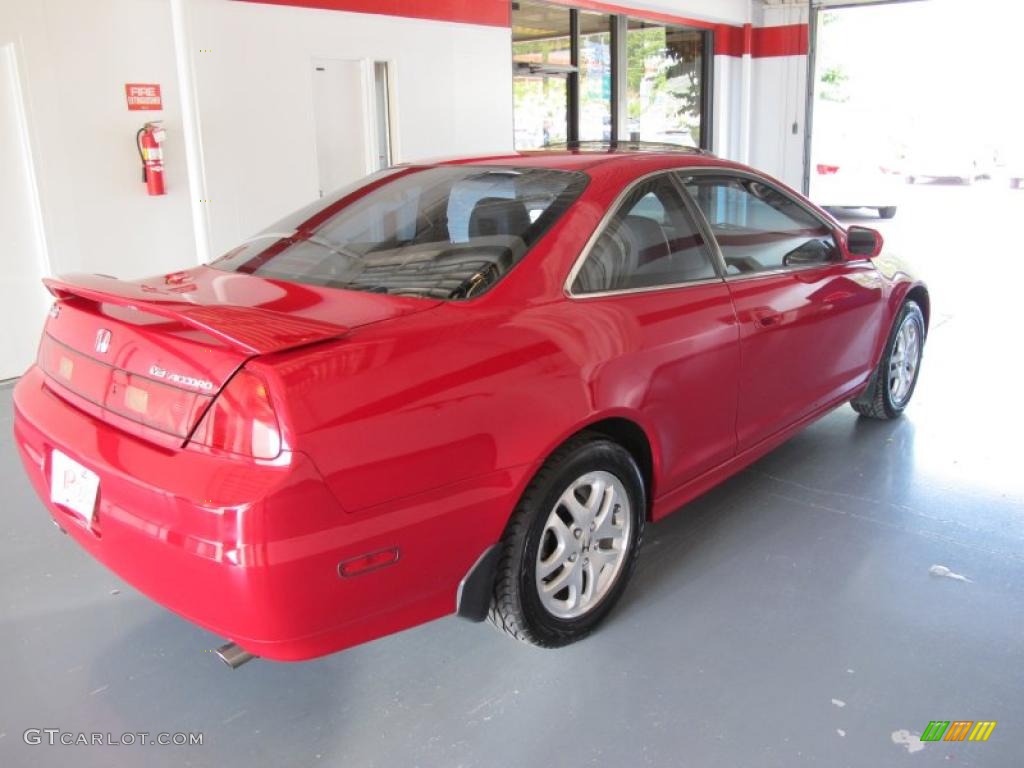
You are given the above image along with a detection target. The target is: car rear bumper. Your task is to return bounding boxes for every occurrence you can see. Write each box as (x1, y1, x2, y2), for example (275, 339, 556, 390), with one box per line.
(13, 366, 521, 660)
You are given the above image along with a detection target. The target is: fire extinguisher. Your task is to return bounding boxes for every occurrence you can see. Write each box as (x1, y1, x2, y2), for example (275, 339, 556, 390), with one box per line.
(136, 121, 167, 196)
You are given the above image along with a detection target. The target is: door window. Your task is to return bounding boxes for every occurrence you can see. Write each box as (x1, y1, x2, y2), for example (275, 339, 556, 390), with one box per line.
(571, 174, 716, 294)
(680, 175, 838, 274)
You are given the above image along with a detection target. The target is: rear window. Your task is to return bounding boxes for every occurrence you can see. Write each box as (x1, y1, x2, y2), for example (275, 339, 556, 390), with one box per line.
(211, 166, 587, 299)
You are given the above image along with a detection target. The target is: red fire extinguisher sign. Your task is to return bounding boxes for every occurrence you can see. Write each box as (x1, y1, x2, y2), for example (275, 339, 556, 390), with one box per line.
(125, 83, 162, 111)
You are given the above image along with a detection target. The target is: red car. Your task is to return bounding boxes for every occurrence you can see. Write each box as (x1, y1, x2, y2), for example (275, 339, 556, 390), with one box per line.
(12, 148, 928, 665)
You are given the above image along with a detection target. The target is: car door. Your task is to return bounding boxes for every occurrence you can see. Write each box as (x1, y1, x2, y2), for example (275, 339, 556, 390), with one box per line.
(567, 172, 739, 493)
(678, 171, 884, 450)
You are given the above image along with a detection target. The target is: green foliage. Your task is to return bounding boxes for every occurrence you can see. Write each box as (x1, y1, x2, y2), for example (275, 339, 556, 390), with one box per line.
(625, 27, 700, 125)
(819, 66, 850, 103)
(513, 36, 569, 64)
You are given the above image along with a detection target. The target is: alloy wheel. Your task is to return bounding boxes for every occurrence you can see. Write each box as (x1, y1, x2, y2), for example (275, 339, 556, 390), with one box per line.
(535, 470, 632, 620)
(889, 313, 921, 406)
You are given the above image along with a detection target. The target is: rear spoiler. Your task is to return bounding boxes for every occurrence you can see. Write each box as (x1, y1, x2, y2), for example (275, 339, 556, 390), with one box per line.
(43, 273, 349, 355)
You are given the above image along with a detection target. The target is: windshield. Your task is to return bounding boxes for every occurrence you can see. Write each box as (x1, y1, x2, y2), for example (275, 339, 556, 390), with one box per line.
(211, 165, 588, 299)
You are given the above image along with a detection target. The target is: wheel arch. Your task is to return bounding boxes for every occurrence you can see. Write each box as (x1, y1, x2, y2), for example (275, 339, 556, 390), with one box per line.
(581, 416, 656, 513)
(531, 411, 661, 520)
(456, 411, 658, 622)
(905, 283, 930, 333)
(875, 281, 929, 368)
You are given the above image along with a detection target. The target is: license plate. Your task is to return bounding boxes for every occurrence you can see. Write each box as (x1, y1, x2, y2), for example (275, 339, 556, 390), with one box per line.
(50, 449, 99, 523)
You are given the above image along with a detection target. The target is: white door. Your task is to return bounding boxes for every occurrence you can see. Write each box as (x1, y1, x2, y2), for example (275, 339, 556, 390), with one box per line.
(0, 44, 49, 381)
(311, 58, 371, 198)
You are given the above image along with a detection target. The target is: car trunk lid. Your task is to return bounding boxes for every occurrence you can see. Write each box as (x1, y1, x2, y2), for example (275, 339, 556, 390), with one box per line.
(37, 268, 438, 448)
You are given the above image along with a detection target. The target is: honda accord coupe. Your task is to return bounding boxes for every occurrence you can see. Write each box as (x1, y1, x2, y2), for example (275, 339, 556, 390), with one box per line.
(12, 146, 928, 665)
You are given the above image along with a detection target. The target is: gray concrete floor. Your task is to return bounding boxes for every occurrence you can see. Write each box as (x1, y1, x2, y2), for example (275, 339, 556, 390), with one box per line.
(2, 180, 1023, 768)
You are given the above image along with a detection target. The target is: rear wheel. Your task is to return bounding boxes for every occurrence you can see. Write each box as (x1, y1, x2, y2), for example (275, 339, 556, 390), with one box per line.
(851, 300, 925, 419)
(489, 434, 645, 647)
(877, 206, 897, 219)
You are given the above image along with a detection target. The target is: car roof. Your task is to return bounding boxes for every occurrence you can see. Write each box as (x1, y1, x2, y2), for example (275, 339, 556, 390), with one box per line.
(413, 145, 743, 175)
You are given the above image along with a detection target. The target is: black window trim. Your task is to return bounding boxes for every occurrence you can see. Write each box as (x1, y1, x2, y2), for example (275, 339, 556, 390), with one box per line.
(674, 167, 844, 282)
(563, 169, 725, 299)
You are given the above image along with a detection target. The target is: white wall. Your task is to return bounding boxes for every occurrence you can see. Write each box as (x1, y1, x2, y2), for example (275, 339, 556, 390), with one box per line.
(713, 53, 748, 162)
(0, 44, 50, 379)
(184, 0, 514, 256)
(750, 55, 807, 189)
(748, 3, 808, 190)
(0, 0, 195, 279)
(0, 0, 515, 274)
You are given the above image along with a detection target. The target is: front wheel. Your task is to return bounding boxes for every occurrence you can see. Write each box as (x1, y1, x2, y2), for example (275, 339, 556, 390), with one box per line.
(877, 206, 897, 219)
(851, 300, 925, 419)
(489, 434, 645, 647)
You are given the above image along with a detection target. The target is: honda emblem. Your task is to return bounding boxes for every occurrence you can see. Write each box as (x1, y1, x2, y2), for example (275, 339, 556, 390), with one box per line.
(95, 329, 112, 354)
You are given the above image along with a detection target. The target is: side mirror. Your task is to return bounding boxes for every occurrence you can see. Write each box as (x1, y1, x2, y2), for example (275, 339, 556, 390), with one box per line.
(783, 238, 835, 267)
(846, 226, 884, 259)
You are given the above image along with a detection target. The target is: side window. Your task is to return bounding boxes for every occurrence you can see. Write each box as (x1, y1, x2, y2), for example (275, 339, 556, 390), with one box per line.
(680, 175, 838, 275)
(572, 175, 716, 294)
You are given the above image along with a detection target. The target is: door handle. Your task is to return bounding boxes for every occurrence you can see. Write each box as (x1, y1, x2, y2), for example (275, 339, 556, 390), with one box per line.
(752, 309, 782, 328)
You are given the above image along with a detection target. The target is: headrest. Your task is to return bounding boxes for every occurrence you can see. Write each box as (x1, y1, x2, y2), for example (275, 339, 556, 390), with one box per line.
(468, 197, 531, 239)
(620, 215, 670, 265)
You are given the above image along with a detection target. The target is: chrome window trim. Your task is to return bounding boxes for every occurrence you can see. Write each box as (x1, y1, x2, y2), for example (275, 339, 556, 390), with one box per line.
(722, 263, 837, 283)
(565, 275, 724, 301)
(673, 167, 844, 280)
(563, 169, 723, 299)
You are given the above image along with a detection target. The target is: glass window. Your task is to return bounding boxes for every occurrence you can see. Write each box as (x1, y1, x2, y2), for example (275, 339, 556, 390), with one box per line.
(680, 175, 838, 274)
(572, 174, 716, 294)
(512, 1, 571, 149)
(213, 166, 587, 300)
(578, 11, 613, 142)
(626, 21, 704, 146)
(511, 4, 710, 151)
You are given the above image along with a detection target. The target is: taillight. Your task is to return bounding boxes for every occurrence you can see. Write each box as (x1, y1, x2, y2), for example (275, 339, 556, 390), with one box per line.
(817, 164, 840, 175)
(189, 369, 282, 459)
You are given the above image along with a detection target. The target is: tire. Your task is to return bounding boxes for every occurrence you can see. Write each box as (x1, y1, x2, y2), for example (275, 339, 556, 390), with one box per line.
(877, 206, 897, 219)
(851, 300, 925, 419)
(489, 433, 645, 648)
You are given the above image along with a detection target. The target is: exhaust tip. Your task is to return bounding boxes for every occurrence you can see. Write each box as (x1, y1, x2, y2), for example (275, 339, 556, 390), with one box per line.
(216, 642, 256, 669)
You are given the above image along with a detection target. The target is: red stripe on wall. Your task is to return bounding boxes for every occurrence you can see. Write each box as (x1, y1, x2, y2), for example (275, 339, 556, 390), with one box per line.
(235, 0, 510, 28)
(237, 0, 806, 57)
(541, 1, 806, 58)
(713, 22, 747, 57)
(544, 0, 717, 31)
(751, 23, 808, 57)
